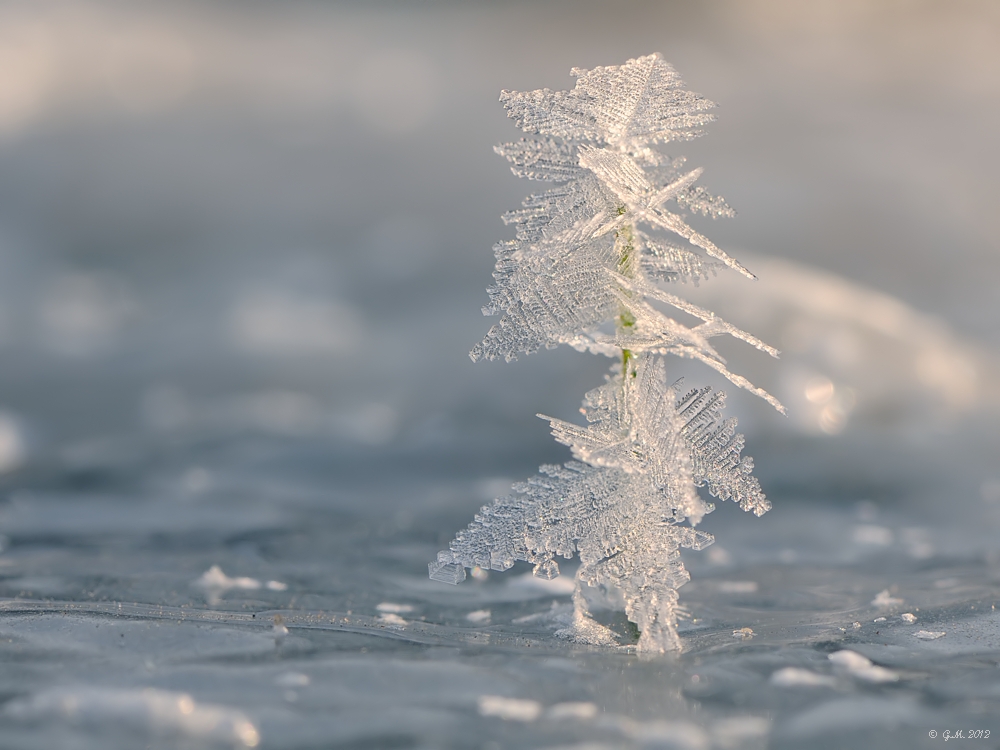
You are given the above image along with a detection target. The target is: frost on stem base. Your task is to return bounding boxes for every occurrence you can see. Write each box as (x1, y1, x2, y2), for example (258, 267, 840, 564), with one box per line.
(431, 358, 767, 654)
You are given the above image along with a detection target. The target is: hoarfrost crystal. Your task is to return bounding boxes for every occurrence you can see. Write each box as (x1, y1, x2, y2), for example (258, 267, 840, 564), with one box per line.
(431, 54, 783, 653)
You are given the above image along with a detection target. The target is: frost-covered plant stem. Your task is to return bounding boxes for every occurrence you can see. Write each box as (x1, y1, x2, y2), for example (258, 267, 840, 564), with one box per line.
(430, 55, 782, 654)
(616, 222, 638, 376)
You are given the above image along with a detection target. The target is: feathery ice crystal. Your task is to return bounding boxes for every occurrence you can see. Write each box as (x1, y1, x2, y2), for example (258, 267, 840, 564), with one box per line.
(430, 54, 783, 653)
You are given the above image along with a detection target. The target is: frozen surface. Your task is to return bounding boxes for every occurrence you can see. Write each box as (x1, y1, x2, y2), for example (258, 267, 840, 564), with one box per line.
(1, 426, 1000, 749)
(0, 2, 999, 748)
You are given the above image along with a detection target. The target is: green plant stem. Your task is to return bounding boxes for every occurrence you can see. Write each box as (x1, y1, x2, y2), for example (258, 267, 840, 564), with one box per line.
(615, 222, 638, 379)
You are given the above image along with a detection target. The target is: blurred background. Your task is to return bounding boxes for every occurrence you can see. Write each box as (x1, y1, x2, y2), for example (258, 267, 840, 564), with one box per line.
(1, 2, 1000, 747)
(0, 0, 996, 478)
(0, 0, 998, 497)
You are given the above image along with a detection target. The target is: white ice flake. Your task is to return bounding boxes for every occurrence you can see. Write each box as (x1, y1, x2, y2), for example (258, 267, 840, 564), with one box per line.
(431, 54, 781, 654)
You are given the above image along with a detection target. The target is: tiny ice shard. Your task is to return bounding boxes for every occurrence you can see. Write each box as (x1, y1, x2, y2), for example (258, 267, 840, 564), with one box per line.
(272, 614, 288, 644)
(428, 558, 466, 584)
(914, 630, 946, 640)
(900, 612, 917, 623)
(732, 627, 754, 640)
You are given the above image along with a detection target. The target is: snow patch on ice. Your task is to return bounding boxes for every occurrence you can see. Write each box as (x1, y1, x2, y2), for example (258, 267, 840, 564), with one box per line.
(828, 650, 898, 683)
(770, 667, 836, 688)
(871, 589, 904, 608)
(2, 687, 259, 747)
(465, 609, 491, 624)
(378, 613, 407, 628)
(478, 695, 542, 722)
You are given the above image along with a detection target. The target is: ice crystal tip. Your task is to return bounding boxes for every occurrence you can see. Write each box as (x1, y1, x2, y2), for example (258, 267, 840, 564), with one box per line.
(428, 560, 466, 585)
(476, 58, 781, 410)
(435, 54, 781, 654)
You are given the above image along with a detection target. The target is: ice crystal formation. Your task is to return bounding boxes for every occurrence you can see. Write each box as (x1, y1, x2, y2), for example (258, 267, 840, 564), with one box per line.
(430, 54, 783, 653)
